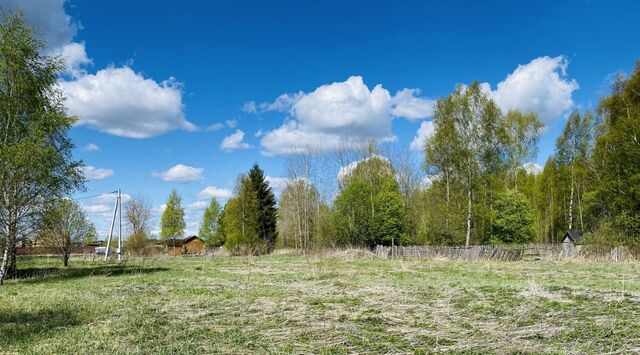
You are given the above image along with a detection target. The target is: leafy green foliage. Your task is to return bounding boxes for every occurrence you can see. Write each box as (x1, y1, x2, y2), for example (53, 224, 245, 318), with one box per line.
(490, 190, 535, 244)
(38, 200, 93, 266)
(160, 190, 185, 242)
(589, 62, 640, 236)
(124, 232, 151, 256)
(334, 156, 407, 247)
(0, 12, 84, 280)
(199, 199, 222, 247)
(223, 175, 262, 254)
(372, 178, 408, 246)
(424, 82, 542, 246)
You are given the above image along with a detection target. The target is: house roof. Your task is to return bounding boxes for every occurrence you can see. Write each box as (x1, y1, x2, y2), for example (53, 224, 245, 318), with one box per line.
(163, 235, 200, 246)
(563, 230, 584, 243)
(183, 235, 200, 243)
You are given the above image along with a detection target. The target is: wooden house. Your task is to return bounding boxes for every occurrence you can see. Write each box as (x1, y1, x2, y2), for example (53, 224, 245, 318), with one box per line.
(166, 236, 206, 256)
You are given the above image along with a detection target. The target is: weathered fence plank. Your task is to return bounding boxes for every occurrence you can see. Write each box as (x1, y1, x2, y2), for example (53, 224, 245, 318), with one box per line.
(374, 244, 638, 262)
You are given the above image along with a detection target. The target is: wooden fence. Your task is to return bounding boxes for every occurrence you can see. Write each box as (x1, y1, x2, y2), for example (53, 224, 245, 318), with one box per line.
(374, 243, 639, 262)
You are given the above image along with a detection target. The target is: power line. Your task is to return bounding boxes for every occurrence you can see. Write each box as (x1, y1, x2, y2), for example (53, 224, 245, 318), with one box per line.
(73, 191, 118, 201)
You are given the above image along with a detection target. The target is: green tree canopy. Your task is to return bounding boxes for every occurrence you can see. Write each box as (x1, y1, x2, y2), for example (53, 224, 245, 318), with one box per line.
(490, 190, 536, 244)
(0, 12, 84, 283)
(334, 155, 407, 247)
(39, 200, 92, 266)
(160, 189, 186, 244)
(199, 198, 222, 247)
(223, 175, 261, 254)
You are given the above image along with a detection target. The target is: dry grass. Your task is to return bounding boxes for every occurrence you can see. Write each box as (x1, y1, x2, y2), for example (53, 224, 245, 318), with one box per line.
(1, 254, 639, 354)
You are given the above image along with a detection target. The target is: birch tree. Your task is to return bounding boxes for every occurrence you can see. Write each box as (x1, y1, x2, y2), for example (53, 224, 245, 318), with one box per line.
(0, 13, 84, 284)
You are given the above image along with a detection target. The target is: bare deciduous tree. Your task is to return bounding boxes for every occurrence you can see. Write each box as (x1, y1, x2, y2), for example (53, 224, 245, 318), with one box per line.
(126, 195, 152, 236)
(39, 200, 93, 267)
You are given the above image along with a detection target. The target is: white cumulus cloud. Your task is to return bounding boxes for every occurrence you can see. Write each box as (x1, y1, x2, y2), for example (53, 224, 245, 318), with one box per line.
(60, 66, 195, 138)
(220, 129, 252, 152)
(391, 89, 435, 120)
(485, 56, 578, 124)
(195, 186, 233, 200)
(81, 165, 114, 180)
(1, 0, 77, 49)
(152, 164, 204, 183)
(410, 121, 435, 151)
(259, 76, 434, 155)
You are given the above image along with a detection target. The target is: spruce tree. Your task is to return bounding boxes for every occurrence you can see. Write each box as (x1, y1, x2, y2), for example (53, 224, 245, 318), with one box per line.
(248, 163, 278, 251)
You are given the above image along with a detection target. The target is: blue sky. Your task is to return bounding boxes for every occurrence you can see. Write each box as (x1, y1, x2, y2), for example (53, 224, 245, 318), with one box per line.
(3, 0, 639, 237)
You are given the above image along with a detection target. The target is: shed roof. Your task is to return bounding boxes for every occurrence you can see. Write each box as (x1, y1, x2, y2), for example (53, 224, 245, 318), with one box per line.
(164, 235, 201, 246)
(563, 230, 584, 243)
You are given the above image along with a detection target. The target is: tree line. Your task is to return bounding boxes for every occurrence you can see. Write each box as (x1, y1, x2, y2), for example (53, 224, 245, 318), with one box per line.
(183, 69, 640, 253)
(1, 10, 639, 283)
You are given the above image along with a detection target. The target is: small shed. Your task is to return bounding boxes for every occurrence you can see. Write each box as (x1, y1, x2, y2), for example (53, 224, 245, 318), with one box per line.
(562, 230, 584, 244)
(166, 236, 205, 256)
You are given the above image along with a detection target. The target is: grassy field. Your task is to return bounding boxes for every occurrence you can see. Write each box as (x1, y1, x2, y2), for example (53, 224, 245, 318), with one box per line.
(1, 251, 639, 354)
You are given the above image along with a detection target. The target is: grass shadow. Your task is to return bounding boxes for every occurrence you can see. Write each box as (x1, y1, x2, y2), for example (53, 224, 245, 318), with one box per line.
(13, 264, 169, 284)
(0, 304, 84, 347)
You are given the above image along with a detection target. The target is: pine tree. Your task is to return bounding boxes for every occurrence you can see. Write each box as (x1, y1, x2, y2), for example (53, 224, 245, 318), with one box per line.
(248, 164, 278, 251)
(160, 189, 186, 254)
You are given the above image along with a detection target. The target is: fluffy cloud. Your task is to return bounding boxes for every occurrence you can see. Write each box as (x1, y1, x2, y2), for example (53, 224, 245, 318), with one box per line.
(408, 56, 578, 153)
(1, 0, 90, 76)
(220, 129, 252, 152)
(259, 76, 434, 155)
(225, 119, 238, 128)
(6, 1, 194, 138)
(391, 89, 435, 120)
(81, 165, 114, 180)
(410, 121, 435, 151)
(152, 164, 204, 183)
(1, 0, 78, 50)
(485, 56, 578, 124)
(60, 66, 195, 138)
(195, 186, 233, 200)
(51, 42, 92, 77)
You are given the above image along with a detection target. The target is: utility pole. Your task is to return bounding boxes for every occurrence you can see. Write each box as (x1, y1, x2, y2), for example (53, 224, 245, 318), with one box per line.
(117, 189, 122, 261)
(105, 191, 118, 260)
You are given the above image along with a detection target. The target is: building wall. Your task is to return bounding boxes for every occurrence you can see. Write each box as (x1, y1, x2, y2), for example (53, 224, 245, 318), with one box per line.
(184, 239, 205, 254)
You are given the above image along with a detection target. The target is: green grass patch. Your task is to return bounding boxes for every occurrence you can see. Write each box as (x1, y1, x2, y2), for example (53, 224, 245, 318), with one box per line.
(1, 254, 639, 353)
